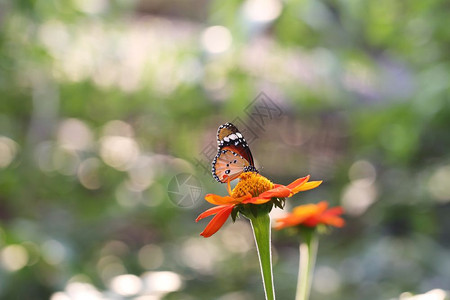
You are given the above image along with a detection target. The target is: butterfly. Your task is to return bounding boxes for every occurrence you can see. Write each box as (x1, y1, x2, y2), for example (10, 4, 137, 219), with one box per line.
(211, 122, 258, 183)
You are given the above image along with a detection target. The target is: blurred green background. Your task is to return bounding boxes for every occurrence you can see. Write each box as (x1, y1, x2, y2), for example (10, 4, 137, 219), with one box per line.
(1, 0, 450, 299)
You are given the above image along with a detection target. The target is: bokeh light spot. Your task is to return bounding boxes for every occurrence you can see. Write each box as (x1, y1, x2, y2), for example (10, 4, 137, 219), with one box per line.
(74, 0, 109, 15)
(428, 165, 450, 203)
(181, 238, 220, 274)
(78, 158, 102, 190)
(110, 274, 142, 296)
(57, 118, 93, 151)
(102, 120, 135, 138)
(0, 136, 19, 168)
(138, 244, 164, 270)
(127, 155, 156, 191)
(141, 271, 183, 294)
(65, 281, 103, 300)
(243, 0, 282, 23)
(115, 181, 142, 207)
(313, 265, 341, 294)
(1, 244, 29, 271)
(97, 255, 127, 283)
(400, 289, 447, 300)
(100, 240, 129, 256)
(50, 292, 71, 300)
(100, 136, 140, 171)
(349, 160, 377, 185)
(201, 26, 232, 54)
(342, 181, 377, 216)
(41, 239, 67, 265)
(53, 147, 80, 176)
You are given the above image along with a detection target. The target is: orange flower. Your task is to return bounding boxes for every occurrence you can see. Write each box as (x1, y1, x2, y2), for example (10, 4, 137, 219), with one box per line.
(275, 201, 344, 230)
(196, 172, 322, 237)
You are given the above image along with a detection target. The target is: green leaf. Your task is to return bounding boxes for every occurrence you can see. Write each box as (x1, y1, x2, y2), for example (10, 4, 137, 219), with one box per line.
(231, 206, 239, 222)
(274, 200, 283, 209)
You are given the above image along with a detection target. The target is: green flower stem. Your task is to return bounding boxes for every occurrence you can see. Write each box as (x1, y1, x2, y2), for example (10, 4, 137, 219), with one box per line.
(296, 229, 318, 300)
(250, 213, 276, 300)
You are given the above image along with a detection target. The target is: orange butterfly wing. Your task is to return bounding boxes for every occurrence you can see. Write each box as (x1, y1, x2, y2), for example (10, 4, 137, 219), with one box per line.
(212, 150, 251, 183)
(212, 123, 257, 183)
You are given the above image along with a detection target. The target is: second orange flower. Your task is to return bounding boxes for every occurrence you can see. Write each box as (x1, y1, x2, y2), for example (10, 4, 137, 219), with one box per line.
(275, 201, 345, 230)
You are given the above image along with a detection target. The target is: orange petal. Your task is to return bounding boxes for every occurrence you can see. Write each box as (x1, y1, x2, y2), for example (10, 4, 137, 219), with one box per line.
(258, 185, 291, 199)
(196, 205, 232, 222)
(243, 196, 273, 205)
(276, 202, 345, 229)
(234, 192, 253, 203)
(303, 216, 320, 227)
(275, 215, 309, 229)
(321, 216, 345, 227)
(290, 180, 322, 195)
(200, 205, 234, 237)
(315, 201, 329, 213)
(292, 202, 324, 217)
(274, 222, 289, 230)
(205, 194, 237, 205)
(286, 175, 310, 190)
(323, 206, 344, 216)
(321, 206, 345, 227)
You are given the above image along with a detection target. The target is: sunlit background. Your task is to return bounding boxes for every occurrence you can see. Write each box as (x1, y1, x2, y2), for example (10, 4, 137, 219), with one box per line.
(1, 0, 450, 299)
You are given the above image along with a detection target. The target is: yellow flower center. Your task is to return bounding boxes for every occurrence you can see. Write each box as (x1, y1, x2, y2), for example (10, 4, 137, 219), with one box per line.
(231, 172, 274, 198)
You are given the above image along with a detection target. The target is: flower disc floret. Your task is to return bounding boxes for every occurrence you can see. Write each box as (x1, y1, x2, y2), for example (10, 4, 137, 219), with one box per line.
(231, 172, 274, 198)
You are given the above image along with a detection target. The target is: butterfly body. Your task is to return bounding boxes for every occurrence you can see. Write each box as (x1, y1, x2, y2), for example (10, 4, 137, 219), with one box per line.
(212, 123, 258, 183)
